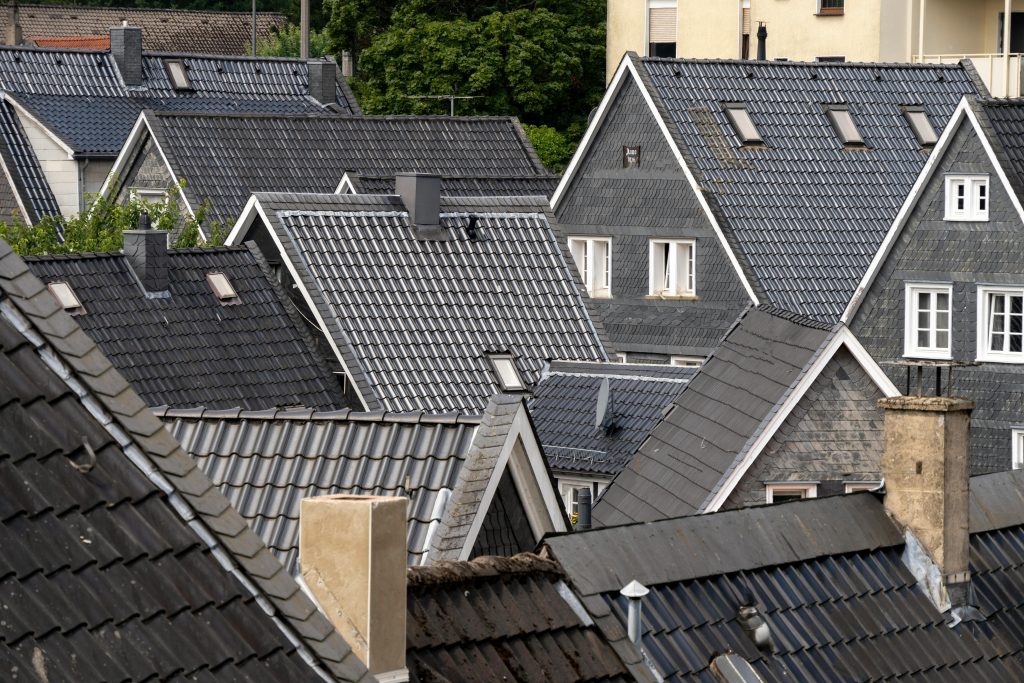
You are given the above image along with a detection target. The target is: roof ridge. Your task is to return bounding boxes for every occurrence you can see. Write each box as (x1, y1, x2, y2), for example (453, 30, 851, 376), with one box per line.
(12, 2, 287, 18)
(641, 55, 969, 70)
(755, 303, 836, 330)
(156, 405, 484, 425)
(408, 552, 564, 587)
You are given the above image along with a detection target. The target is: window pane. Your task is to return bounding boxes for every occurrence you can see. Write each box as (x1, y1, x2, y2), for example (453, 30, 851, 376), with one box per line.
(936, 331, 949, 348)
(956, 183, 965, 210)
(977, 181, 987, 212)
(918, 331, 929, 347)
(993, 294, 1006, 315)
(1012, 334, 1023, 353)
(828, 109, 863, 144)
(1012, 296, 1023, 315)
(905, 110, 938, 146)
(936, 311, 949, 331)
(936, 292, 949, 311)
(726, 106, 762, 144)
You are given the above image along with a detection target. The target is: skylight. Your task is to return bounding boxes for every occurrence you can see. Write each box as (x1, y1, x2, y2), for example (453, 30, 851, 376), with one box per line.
(488, 354, 525, 391)
(164, 59, 192, 90)
(48, 281, 84, 314)
(724, 104, 763, 145)
(826, 106, 864, 146)
(207, 272, 239, 302)
(903, 107, 938, 147)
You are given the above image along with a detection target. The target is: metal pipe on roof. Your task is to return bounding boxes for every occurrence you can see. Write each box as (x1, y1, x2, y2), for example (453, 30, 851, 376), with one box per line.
(577, 487, 592, 530)
(917, 0, 925, 63)
(301, 0, 310, 59)
(251, 0, 257, 58)
(620, 580, 649, 646)
(756, 23, 766, 61)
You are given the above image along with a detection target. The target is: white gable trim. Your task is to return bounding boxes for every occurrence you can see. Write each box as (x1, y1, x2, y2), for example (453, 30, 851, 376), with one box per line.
(551, 54, 759, 305)
(703, 326, 898, 513)
(842, 97, 1024, 323)
(334, 173, 357, 195)
(3, 94, 75, 159)
(228, 195, 371, 410)
(457, 405, 567, 561)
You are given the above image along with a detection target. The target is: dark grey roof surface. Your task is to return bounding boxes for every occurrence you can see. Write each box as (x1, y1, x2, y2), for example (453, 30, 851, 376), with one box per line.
(347, 173, 561, 198)
(5, 3, 286, 56)
(973, 97, 1024, 200)
(407, 553, 654, 683)
(0, 99, 59, 222)
(637, 57, 981, 321)
(143, 112, 550, 224)
(0, 236, 370, 682)
(252, 192, 607, 413)
(25, 245, 346, 410)
(546, 492, 1024, 682)
(594, 306, 833, 526)
(529, 360, 694, 476)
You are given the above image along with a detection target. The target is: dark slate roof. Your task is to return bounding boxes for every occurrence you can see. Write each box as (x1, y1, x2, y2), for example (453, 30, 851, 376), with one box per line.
(0, 99, 59, 222)
(0, 236, 370, 682)
(635, 56, 982, 321)
(406, 553, 655, 683)
(346, 173, 561, 198)
(545, 492, 1024, 682)
(25, 245, 346, 410)
(594, 306, 834, 525)
(139, 112, 550, 224)
(529, 360, 695, 476)
(251, 192, 607, 413)
(5, 3, 287, 56)
(971, 97, 1024, 200)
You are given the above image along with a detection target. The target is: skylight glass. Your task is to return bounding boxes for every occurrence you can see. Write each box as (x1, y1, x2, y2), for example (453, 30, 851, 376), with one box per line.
(826, 107, 864, 146)
(164, 59, 192, 90)
(489, 354, 525, 391)
(904, 108, 938, 147)
(47, 281, 83, 312)
(207, 272, 238, 301)
(724, 104, 763, 145)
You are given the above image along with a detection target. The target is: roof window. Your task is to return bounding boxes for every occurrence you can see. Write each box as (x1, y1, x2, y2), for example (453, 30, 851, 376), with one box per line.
(825, 106, 864, 146)
(164, 59, 192, 90)
(724, 104, 763, 145)
(206, 272, 239, 303)
(48, 281, 84, 314)
(488, 354, 525, 391)
(903, 107, 938, 147)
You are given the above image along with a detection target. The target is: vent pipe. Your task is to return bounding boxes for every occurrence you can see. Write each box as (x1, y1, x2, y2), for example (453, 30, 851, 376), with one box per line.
(756, 23, 767, 61)
(620, 580, 649, 646)
(577, 487, 592, 530)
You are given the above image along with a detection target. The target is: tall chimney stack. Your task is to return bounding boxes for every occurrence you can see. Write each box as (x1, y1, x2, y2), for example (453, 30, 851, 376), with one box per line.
(756, 23, 767, 61)
(123, 212, 169, 293)
(307, 59, 337, 106)
(879, 395, 973, 609)
(6, 4, 22, 46)
(110, 26, 143, 86)
(396, 173, 442, 239)
(300, 495, 408, 679)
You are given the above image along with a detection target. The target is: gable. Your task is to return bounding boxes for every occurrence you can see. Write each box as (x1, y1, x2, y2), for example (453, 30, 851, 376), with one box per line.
(470, 468, 537, 558)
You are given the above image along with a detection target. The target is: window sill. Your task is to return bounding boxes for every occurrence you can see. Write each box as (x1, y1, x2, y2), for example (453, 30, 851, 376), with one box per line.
(645, 294, 699, 301)
(903, 351, 952, 361)
(943, 215, 990, 222)
(816, 10, 844, 16)
(976, 354, 1024, 364)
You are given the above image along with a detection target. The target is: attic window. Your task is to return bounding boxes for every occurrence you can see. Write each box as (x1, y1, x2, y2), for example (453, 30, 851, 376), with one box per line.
(724, 104, 763, 145)
(825, 106, 864, 146)
(623, 146, 641, 168)
(48, 281, 84, 314)
(164, 59, 192, 90)
(488, 354, 525, 391)
(903, 107, 938, 147)
(206, 272, 239, 303)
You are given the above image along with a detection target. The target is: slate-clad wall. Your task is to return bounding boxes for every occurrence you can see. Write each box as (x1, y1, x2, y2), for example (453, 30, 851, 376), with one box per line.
(724, 347, 886, 509)
(851, 121, 1024, 474)
(113, 137, 190, 229)
(554, 77, 749, 359)
(0, 168, 23, 223)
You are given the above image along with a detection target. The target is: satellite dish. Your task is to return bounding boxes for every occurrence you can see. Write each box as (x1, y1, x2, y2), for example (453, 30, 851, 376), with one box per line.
(595, 377, 615, 432)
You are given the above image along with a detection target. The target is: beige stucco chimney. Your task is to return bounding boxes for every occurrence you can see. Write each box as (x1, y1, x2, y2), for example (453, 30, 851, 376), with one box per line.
(879, 395, 974, 608)
(300, 494, 408, 679)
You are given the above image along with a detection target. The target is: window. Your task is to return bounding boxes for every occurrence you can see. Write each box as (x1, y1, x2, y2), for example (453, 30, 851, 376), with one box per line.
(559, 479, 604, 519)
(47, 281, 84, 314)
(903, 107, 938, 147)
(826, 106, 864, 146)
(569, 237, 611, 298)
(623, 146, 641, 169)
(1014, 429, 1024, 470)
(816, 56, 847, 63)
(766, 483, 817, 504)
(670, 356, 703, 367)
(845, 481, 881, 493)
(649, 239, 695, 297)
(945, 175, 989, 221)
(740, 0, 750, 59)
(978, 287, 1024, 362)
(647, 0, 677, 57)
(724, 104, 763, 145)
(207, 272, 239, 303)
(615, 352, 628, 363)
(163, 59, 192, 90)
(131, 188, 166, 204)
(488, 354, 526, 390)
(817, 0, 844, 15)
(904, 283, 952, 359)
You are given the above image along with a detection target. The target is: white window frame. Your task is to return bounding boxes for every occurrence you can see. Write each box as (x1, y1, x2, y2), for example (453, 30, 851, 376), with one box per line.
(977, 286, 1024, 363)
(615, 352, 628, 363)
(569, 237, 611, 298)
(904, 282, 952, 360)
(131, 188, 167, 205)
(765, 483, 817, 504)
(646, 0, 678, 57)
(670, 355, 703, 367)
(558, 478, 605, 518)
(487, 353, 526, 391)
(649, 239, 695, 297)
(844, 481, 881, 493)
(1013, 429, 1024, 470)
(944, 175, 989, 221)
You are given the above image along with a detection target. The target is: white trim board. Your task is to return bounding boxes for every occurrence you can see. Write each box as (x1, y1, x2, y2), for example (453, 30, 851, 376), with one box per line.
(4, 94, 75, 159)
(334, 173, 357, 195)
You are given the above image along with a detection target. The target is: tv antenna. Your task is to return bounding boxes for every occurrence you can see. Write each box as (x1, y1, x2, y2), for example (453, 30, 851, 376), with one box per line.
(405, 94, 481, 116)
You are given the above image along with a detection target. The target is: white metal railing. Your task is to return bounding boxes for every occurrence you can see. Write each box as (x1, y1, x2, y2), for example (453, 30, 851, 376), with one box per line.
(914, 53, 1023, 98)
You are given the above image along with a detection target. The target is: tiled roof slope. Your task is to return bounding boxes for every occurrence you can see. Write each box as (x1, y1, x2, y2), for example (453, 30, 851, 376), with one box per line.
(250, 192, 607, 413)
(972, 97, 1024, 200)
(6, 3, 286, 56)
(529, 360, 694, 476)
(0, 237, 370, 682)
(144, 112, 550, 224)
(161, 405, 483, 572)
(637, 57, 981, 321)
(407, 553, 655, 683)
(0, 99, 59, 222)
(545, 492, 1024, 681)
(347, 173, 561, 198)
(25, 245, 346, 410)
(594, 306, 832, 526)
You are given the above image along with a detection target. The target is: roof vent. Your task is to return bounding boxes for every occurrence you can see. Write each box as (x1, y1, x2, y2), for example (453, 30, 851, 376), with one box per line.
(737, 604, 773, 654)
(710, 653, 765, 683)
(620, 580, 649, 646)
(595, 377, 616, 433)
(396, 173, 442, 239)
(465, 215, 479, 241)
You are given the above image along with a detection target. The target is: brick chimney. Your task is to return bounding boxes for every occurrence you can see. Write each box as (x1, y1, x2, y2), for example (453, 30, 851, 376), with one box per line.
(879, 395, 973, 610)
(6, 4, 22, 46)
(300, 495, 408, 679)
(123, 212, 169, 293)
(307, 59, 337, 105)
(396, 173, 442, 240)
(110, 26, 143, 86)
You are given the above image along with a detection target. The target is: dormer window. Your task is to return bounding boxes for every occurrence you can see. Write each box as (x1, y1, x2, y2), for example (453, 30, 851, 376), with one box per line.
(903, 107, 938, 147)
(207, 272, 239, 303)
(724, 104, 762, 145)
(164, 59, 192, 90)
(48, 281, 84, 315)
(488, 354, 525, 391)
(826, 106, 864, 147)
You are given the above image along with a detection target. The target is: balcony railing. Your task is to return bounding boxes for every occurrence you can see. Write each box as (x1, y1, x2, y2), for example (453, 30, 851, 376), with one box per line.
(914, 53, 1023, 98)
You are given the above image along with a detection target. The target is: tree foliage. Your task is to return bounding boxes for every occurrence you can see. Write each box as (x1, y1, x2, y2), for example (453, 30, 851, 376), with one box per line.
(257, 24, 332, 58)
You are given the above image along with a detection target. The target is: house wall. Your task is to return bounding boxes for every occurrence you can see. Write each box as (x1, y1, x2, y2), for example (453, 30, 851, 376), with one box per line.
(850, 120, 1024, 474)
(82, 159, 114, 198)
(746, 0, 886, 63)
(554, 75, 750, 360)
(723, 347, 886, 509)
(18, 112, 78, 216)
(0, 165, 25, 224)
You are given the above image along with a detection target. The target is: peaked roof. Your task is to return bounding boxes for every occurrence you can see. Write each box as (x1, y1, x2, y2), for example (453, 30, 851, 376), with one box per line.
(0, 99, 58, 222)
(529, 360, 695, 476)
(594, 306, 897, 525)
(342, 172, 561, 199)
(111, 111, 551, 225)
(0, 236, 370, 681)
(558, 54, 984, 321)
(234, 192, 608, 413)
(25, 245, 346, 411)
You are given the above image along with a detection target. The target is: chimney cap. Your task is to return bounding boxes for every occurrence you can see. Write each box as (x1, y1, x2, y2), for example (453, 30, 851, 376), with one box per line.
(620, 580, 649, 599)
(878, 396, 975, 413)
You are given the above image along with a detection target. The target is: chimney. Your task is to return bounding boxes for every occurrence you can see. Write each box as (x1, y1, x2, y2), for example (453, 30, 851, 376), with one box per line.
(341, 50, 355, 78)
(123, 212, 169, 293)
(396, 173, 443, 239)
(300, 495, 408, 678)
(6, 4, 22, 46)
(308, 59, 337, 105)
(110, 26, 143, 86)
(879, 395, 974, 610)
(756, 23, 767, 61)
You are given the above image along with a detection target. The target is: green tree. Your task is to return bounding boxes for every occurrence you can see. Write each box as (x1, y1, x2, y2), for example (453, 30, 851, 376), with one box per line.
(257, 24, 333, 57)
(521, 124, 576, 172)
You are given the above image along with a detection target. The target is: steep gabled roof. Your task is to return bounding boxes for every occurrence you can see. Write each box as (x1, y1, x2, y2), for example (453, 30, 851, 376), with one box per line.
(529, 360, 695, 476)
(0, 99, 59, 222)
(233, 192, 608, 413)
(0, 236, 370, 681)
(341, 172, 561, 199)
(25, 244, 346, 410)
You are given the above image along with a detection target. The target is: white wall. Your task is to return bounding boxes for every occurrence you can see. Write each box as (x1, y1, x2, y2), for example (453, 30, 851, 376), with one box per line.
(17, 111, 78, 216)
(82, 159, 114, 199)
